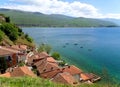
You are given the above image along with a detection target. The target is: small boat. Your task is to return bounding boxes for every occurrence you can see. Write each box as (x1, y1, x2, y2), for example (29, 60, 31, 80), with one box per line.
(80, 46, 83, 48)
(74, 43, 78, 45)
(65, 43, 69, 45)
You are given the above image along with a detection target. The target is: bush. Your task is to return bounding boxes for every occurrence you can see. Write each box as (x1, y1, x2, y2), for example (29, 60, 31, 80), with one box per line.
(0, 30, 3, 41)
(59, 60, 66, 67)
(25, 33, 33, 43)
(5, 16, 10, 23)
(51, 52, 61, 60)
(37, 44, 52, 54)
(0, 23, 18, 41)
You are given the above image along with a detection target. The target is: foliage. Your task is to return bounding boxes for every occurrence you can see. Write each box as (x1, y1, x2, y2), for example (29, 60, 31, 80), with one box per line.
(25, 33, 33, 43)
(0, 57, 7, 73)
(0, 23, 18, 41)
(0, 21, 34, 46)
(51, 52, 61, 60)
(59, 60, 66, 67)
(0, 76, 119, 87)
(5, 16, 10, 23)
(37, 44, 52, 54)
(18, 61, 25, 67)
(0, 30, 4, 41)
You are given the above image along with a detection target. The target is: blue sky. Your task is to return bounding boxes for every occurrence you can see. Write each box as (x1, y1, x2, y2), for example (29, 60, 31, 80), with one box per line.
(0, 0, 120, 19)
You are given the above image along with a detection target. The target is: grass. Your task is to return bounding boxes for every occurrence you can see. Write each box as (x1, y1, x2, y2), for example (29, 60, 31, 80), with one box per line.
(0, 77, 71, 87)
(0, 77, 120, 87)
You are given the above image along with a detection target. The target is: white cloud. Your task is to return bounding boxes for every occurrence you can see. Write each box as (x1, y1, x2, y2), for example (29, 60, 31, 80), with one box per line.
(1, 0, 120, 19)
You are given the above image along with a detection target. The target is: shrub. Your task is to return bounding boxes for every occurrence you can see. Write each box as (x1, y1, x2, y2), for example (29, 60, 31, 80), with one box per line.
(51, 52, 61, 60)
(37, 44, 52, 54)
(0, 23, 18, 41)
(25, 33, 33, 43)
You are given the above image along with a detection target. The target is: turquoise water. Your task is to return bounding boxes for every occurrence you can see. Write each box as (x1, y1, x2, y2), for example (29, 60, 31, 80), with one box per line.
(22, 27, 120, 81)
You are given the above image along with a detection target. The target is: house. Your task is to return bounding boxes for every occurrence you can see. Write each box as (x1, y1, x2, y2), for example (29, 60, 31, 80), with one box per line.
(10, 45, 27, 54)
(0, 72, 11, 77)
(61, 65, 83, 81)
(27, 52, 49, 66)
(10, 66, 36, 77)
(6, 45, 28, 63)
(32, 53, 59, 76)
(0, 66, 36, 77)
(33, 56, 57, 67)
(40, 65, 83, 80)
(80, 73, 101, 83)
(37, 61, 59, 75)
(40, 68, 62, 79)
(0, 46, 20, 73)
(51, 72, 78, 86)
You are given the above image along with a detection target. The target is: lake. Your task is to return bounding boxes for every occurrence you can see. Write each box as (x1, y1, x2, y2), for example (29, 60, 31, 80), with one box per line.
(22, 27, 120, 82)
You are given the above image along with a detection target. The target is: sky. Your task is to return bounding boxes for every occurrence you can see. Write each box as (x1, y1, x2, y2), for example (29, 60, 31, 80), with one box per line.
(0, 0, 120, 19)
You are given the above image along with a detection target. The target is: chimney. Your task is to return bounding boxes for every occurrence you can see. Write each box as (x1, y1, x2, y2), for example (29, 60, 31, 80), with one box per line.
(62, 68, 65, 71)
(19, 45, 21, 48)
(68, 66, 70, 68)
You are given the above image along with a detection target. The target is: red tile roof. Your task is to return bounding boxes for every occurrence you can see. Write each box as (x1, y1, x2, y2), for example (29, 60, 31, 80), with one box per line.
(51, 72, 78, 85)
(40, 68, 61, 78)
(0, 72, 11, 78)
(34, 58, 46, 68)
(47, 57, 56, 63)
(0, 46, 19, 56)
(80, 73, 101, 82)
(35, 52, 49, 59)
(27, 52, 49, 65)
(63, 65, 83, 75)
(10, 66, 36, 77)
(40, 65, 83, 79)
(37, 61, 59, 74)
(11, 45, 27, 51)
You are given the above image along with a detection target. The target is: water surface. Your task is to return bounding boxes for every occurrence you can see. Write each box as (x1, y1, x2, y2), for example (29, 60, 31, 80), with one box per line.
(22, 27, 120, 81)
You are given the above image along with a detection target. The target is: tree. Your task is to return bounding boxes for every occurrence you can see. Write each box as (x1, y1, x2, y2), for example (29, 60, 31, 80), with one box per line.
(0, 30, 3, 41)
(51, 52, 61, 60)
(0, 23, 18, 41)
(5, 17, 10, 23)
(0, 57, 7, 73)
(25, 33, 33, 43)
(38, 44, 52, 54)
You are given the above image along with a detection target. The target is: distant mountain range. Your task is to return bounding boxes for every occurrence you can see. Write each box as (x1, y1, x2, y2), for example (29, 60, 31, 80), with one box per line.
(0, 8, 118, 27)
(103, 18, 120, 26)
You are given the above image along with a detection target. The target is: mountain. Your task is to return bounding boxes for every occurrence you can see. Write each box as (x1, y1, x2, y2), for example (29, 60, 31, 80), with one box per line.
(103, 18, 120, 26)
(0, 8, 117, 27)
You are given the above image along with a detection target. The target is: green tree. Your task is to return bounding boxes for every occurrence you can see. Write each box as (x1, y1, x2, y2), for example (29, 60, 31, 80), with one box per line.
(0, 30, 3, 41)
(0, 23, 18, 41)
(38, 44, 52, 54)
(5, 17, 10, 23)
(51, 52, 61, 60)
(59, 60, 66, 67)
(25, 33, 33, 43)
(0, 57, 7, 73)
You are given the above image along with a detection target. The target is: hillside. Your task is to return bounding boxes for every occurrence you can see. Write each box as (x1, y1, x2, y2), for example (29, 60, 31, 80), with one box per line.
(0, 76, 119, 87)
(0, 14, 34, 46)
(0, 8, 117, 27)
(103, 18, 120, 26)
